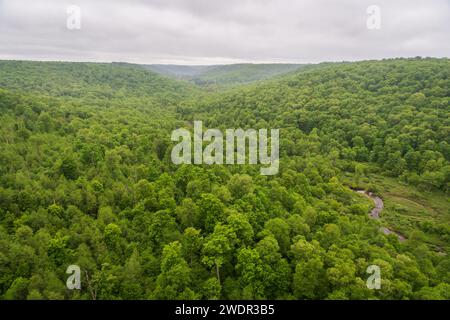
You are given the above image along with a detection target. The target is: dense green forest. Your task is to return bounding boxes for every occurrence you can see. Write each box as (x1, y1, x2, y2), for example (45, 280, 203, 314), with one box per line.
(0, 58, 449, 300)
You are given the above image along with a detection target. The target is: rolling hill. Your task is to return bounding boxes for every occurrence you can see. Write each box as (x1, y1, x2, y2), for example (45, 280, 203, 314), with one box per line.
(0, 58, 449, 300)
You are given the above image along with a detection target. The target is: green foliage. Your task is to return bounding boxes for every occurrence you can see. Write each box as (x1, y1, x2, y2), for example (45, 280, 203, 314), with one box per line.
(0, 58, 449, 300)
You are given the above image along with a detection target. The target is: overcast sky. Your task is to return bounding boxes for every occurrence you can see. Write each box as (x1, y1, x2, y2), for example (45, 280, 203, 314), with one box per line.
(0, 0, 449, 65)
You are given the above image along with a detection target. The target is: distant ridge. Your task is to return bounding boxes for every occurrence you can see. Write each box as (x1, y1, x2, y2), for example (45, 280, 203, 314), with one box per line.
(141, 63, 306, 87)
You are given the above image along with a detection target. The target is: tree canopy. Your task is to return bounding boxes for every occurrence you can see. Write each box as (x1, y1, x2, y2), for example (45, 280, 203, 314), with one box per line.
(0, 58, 449, 300)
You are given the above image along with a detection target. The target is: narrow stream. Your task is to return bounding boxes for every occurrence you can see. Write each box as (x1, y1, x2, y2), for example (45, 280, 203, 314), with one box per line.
(356, 190, 406, 241)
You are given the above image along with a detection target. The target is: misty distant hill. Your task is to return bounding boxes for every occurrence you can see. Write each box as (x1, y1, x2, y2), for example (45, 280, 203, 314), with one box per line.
(141, 65, 213, 78)
(142, 63, 306, 87)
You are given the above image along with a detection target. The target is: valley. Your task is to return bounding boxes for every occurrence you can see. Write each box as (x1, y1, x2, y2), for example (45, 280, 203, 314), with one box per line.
(0, 57, 449, 300)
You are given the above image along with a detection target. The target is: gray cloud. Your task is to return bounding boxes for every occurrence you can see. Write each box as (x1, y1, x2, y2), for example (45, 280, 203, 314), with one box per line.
(0, 0, 449, 64)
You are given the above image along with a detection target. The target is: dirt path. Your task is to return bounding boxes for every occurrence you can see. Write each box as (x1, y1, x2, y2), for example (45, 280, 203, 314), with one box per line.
(356, 190, 406, 241)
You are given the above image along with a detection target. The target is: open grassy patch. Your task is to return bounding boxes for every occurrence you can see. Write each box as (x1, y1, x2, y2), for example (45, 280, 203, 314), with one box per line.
(342, 171, 450, 249)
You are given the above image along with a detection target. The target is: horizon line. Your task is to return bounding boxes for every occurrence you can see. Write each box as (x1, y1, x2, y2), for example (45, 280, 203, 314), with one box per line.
(0, 55, 448, 67)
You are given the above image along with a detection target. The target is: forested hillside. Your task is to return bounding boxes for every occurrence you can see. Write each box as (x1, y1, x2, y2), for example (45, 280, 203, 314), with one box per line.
(0, 61, 199, 104)
(186, 58, 450, 192)
(0, 58, 449, 300)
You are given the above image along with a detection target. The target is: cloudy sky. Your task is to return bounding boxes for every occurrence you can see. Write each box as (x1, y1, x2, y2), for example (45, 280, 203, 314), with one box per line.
(0, 0, 449, 65)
